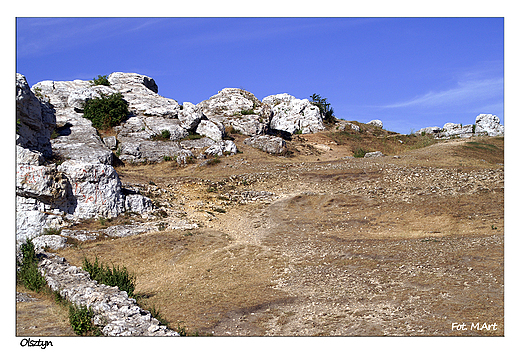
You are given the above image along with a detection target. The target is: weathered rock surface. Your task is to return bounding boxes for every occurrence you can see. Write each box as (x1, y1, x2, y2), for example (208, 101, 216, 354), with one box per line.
(31, 79, 115, 165)
(38, 252, 179, 336)
(204, 140, 238, 157)
(16, 74, 56, 158)
(440, 123, 474, 138)
(195, 120, 225, 141)
(364, 151, 384, 158)
(244, 135, 287, 155)
(475, 114, 504, 137)
(415, 126, 442, 135)
(262, 93, 325, 134)
(416, 114, 504, 139)
(57, 160, 125, 220)
(196, 88, 271, 136)
(367, 119, 383, 128)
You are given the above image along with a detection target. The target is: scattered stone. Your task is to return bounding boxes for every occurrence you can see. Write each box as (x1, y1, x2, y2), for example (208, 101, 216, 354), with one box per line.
(204, 140, 238, 157)
(364, 151, 384, 158)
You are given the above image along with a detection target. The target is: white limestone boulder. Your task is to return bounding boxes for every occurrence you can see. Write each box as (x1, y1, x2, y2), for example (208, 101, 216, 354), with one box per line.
(262, 93, 324, 134)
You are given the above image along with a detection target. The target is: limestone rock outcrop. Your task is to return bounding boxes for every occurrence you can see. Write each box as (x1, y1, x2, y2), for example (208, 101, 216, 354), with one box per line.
(367, 120, 383, 129)
(262, 93, 325, 135)
(475, 114, 504, 137)
(244, 135, 287, 155)
(415, 114, 504, 139)
(16, 74, 56, 158)
(196, 88, 271, 136)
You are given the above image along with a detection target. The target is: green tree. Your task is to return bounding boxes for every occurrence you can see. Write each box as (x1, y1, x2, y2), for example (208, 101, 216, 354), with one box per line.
(310, 93, 336, 124)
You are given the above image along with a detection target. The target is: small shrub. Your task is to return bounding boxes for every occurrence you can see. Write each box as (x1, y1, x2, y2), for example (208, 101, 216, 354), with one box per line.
(90, 75, 110, 86)
(207, 157, 221, 166)
(240, 109, 255, 115)
(83, 93, 129, 130)
(82, 257, 136, 297)
(69, 304, 96, 335)
(163, 155, 172, 162)
(353, 147, 368, 158)
(183, 133, 204, 140)
(43, 227, 62, 235)
(161, 130, 171, 140)
(17, 239, 46, 292)
(310, 93, 336, 124)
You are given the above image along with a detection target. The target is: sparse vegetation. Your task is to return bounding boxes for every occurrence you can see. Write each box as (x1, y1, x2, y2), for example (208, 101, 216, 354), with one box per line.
(17, 239, 46, 292)
(207, 157, 221, 166)
(353, 147, 368, 158)
(240, 109, 255, 115)
(310, 93, 336, 124)
(82, 257, 136, 298)
(90, 75, 111, 86)
(68, 304, 97, 336)
(83, 92, 129, 130)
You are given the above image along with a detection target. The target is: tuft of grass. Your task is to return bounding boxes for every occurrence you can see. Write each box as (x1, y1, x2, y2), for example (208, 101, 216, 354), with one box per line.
(68, 304, 98, 336)
(82, 257, 136, 298)
(207, 157, 221, 166)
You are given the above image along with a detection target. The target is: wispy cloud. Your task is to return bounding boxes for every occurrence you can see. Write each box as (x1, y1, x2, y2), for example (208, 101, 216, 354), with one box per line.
(383, 77, 503, 109)
(16, 18, 164, 57)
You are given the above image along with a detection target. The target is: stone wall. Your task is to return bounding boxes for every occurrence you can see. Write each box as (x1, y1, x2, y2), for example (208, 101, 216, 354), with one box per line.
(38, 251, 179, 336)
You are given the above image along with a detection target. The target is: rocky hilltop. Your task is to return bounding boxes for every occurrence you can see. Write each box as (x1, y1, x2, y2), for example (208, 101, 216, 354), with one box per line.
(16, 72, 504, 337)
(16, 71, 505, 244)
(15, 72, 335, 243)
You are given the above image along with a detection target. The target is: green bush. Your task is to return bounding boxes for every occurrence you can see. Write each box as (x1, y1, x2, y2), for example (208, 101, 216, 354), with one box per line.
(17, 239, 46, 292)
(69, 304, 96, 335)
(82, 257, 136, 297)
(240, 109, 255, 115)
(161, 130, 171, 139)
(83, 93, 129, 130)
(90, 75, 110, 86)
(353, 147, 368, 158)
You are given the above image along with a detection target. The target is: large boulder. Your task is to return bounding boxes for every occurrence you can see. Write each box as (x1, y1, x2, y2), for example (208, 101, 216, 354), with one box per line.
(440, 123, 474, 138)
(16, 74, 56, 158)
(57, 160, 125, 219)
(475, 114, 504, 136)
(243, 135, 287, 155)
(195, 120, 225, 141)
(107, 72, 178, 117)
(367, 120, 383, 129)
(196, 88, 271, 136)
(262, 93, 324, 134)
(16, 145, 71, 241)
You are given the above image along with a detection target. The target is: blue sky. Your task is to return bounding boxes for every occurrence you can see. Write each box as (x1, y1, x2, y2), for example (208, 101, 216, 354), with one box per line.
(16, 17, 504, 134)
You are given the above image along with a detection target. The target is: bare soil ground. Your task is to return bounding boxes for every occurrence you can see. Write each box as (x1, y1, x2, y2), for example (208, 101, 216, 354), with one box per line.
(18, 130, 504, 336)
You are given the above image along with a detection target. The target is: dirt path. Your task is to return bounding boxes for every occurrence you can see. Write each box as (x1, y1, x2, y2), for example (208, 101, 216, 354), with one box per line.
(44, 134, 503, 336)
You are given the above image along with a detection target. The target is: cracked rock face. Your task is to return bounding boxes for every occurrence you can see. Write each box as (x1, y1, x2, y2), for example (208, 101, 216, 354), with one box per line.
(16, 74, 56, 158)
(197, 88, 271, 136)
(262, 93, 325, 134)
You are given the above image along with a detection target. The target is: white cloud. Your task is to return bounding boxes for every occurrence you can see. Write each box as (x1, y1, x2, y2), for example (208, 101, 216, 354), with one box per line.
(383, 77, 503, 109)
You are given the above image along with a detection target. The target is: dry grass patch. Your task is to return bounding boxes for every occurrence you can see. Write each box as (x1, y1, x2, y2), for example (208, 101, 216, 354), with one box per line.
(56, 228, 285, 334)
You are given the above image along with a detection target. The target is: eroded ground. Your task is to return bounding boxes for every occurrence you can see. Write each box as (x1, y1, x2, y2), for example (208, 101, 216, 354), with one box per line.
(22, 134, 504, 336)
